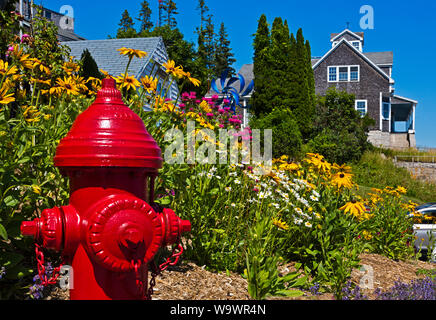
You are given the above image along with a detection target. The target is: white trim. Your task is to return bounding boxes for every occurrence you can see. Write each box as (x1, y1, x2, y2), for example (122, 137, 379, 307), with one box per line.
(379, 92, 383, 131)
(350, 40, 362, 52)
(313, 38, 395, 84)
(355, 99, 368, 117)
(327, 65, 360, 82)
(330, 29, 363, 42)
(412, 105, 416, 131)
(393, 94, 418, 105)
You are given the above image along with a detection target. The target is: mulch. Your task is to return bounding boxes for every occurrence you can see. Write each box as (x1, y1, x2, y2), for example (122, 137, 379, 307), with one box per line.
(47, 253, 435, 300)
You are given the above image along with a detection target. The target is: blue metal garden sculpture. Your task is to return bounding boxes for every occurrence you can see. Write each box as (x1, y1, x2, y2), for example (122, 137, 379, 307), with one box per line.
(211, 69, 254, 113)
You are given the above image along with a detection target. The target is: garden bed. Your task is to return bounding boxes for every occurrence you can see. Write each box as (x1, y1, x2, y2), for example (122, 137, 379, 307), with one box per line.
(46, 253, 434, 300)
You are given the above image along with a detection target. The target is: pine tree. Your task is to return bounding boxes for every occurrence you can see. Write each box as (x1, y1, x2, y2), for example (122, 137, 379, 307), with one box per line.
(291, 28, 313, 139)
(162, 0, 178, 29)
(213, 22, 236, 77)
(137, 0, 153, 33)
(251, 14, 271, 117)
(116, 9, 137, 38)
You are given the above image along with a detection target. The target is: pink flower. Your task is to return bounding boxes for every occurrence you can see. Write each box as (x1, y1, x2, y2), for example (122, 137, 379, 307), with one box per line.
(195, 100, 201, 104)
(21, 34, 30, 43)
(218, 108, 225, 114)
(224, 107, 231, 111)
(206, 113, 214, 117)
(223, 99, 230, 104)
(212, 95, 219, 101)
(219, 124, 224, 128)
(179, 103, 186, 108)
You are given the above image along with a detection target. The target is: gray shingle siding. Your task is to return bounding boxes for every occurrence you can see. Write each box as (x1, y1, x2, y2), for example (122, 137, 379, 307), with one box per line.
(313, 42, 391, 130)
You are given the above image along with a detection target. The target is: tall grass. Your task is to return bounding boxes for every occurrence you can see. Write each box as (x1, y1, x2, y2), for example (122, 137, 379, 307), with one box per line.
(352, 150, 436, 204)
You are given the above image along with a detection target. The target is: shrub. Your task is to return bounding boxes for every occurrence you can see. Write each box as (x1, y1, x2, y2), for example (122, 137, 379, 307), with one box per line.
(249, 107, 302, 159)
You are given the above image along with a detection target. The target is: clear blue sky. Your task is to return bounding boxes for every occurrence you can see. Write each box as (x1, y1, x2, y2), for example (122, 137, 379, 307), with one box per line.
(39, 0, 436, 148)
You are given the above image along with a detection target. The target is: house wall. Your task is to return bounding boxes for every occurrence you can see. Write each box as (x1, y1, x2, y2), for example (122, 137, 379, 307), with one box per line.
(313, 43, 391, 131)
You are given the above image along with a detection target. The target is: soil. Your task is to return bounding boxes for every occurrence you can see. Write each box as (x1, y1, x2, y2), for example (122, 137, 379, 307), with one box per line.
(46, 253, 435, 300)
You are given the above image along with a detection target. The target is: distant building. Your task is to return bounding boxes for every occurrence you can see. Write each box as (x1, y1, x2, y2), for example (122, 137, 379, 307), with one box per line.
(15, 0, 85, 41)
(212, 29, 418, 149)
(62, 37, 179, 102)
(312, 29, 417, 149)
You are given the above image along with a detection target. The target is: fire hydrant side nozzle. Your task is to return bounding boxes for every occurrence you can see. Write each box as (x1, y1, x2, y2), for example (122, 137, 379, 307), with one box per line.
(20, 78, 191, 300)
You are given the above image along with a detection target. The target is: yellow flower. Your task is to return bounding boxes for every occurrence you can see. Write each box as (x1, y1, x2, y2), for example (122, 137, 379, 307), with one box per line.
(340, 200, 366, 219)
(0, 85, 15, 105)
(140, 75, 158, 93)
(272, 218, 289, 231)
(199, 100, 212, 113)
(162, 59, 184, 78)
(31, 184, 41, 195)
(396, 186, 407, 194)
(0, 59, 18, 76)
(10, 45, 33, 69)
(117, 47, 148, 59)
(184, 71, 201, 87)
(116, 73, 141, 91)
(56, 77, 80, 96)
(31, 58, 51, 75)
(31, 77, 51, 86)
(362, 230, 372, 240)
(331, 172, 353, 189)
(22, 105, 41, 123)
(332, 163, 352, 174)
(305, 153, 331, 173)
(100, 69, 114, 79)
(62, 59, 80, 75)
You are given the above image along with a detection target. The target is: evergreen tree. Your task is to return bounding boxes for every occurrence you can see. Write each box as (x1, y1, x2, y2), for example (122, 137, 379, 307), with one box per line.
(251, 14, 271, 117)
(291, 28, 313, 139)
(137, 0, 153, 33)
(213, 22, 236, 77)
(197, 0, 209, 30)
(116, 9, 137, 38)
(162, 0, 178, 29)
(80, 49, 102, 80)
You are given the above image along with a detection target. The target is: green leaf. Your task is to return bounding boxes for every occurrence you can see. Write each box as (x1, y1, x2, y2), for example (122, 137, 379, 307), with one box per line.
(3, 195, 19, 207)
(0, 223, 7, 240)
(275, 289, 305, 297)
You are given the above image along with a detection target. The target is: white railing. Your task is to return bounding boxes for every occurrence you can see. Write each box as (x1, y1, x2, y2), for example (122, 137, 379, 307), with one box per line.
(394, 155, 436, 163)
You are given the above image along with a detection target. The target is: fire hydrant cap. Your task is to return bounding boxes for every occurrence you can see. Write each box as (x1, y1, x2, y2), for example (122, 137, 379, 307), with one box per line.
(54, 78, 163, 170)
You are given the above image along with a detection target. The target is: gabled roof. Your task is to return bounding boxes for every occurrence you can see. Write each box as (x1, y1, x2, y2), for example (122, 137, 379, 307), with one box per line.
(330, 29, 364, 42)
(363, 51, 393, 66)
(61, 37, 165, 79)
(312, 38, 395, 84)
(392, 95, 418, 105)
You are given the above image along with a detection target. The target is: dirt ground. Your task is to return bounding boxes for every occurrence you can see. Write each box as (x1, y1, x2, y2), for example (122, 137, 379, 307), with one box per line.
(47, 253, 435, 300)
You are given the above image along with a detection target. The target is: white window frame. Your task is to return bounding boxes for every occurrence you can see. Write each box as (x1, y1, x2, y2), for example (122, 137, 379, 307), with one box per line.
(382, 102, 391, 121)
(350, 41, 362, 52)
(355, 100, 367, 117)
(327, 65, 360, 83)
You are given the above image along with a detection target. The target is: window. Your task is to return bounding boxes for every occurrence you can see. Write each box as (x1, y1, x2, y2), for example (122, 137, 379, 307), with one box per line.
(350, 66, 359, 81)
(382, 102, 390, 120)
(328, 66, 360, 82)
(328, 67, 337, 81)
(351, 41, 361, 51)
(339, 67, 348, 81)
(355, 100, 367, 117)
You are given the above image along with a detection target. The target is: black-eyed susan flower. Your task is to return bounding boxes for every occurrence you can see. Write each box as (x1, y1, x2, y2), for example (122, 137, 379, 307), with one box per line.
(117, 47, 148, 59)
(162, 59, 185, 78)
(331, 171, 353, 189)
(0, 59, 18, 76)
(272, 218, 290, 231)
(140, 75, 158, 93)
(56, 76, 80, 96)
(339, 199, 366, 219)
(116, 73, 141, 91)
(62, 59, 80, 75)
(184, 71, 201, 87)
(0, 86, 15, 105)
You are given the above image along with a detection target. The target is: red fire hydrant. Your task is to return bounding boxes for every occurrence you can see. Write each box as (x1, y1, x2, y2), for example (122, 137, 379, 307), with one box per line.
(20, 78, 190, 300)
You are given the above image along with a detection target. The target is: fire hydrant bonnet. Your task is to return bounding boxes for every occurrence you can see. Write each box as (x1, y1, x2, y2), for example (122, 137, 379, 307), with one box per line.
(54, 78, 163, 170)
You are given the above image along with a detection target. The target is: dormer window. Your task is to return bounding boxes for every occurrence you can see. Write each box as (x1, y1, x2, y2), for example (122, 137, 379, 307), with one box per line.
(351, 41, 362, 52)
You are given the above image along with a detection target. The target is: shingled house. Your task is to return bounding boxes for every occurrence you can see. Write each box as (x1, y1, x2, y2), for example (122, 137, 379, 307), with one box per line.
(212, 29, 418, 149)
(62, 37, 179, 102)
(312, 29, 417, 148)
